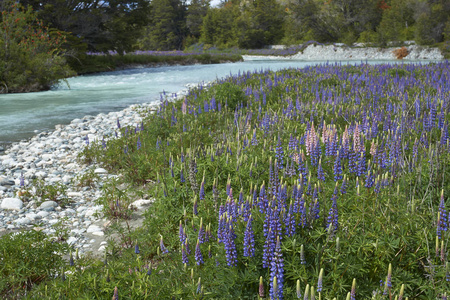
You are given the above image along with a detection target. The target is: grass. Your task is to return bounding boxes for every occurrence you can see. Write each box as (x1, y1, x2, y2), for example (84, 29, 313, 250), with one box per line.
(2, 61, 450, 299)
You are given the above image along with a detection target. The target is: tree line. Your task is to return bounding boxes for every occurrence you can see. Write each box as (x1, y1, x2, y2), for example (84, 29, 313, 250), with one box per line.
(1, 0, 449, 93)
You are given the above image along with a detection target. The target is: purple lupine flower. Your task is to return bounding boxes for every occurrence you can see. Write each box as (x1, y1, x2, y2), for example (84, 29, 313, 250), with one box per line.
(262, 226, 275, 268)
(135, 242, 140, 254)
(275, 138, 284, 170)
(116, 118, 121, 129)
(112, 286, 119, 300)
(317, 268, 323, 292)
(350, 278, 356, 300)
(199, 179, 205, 200)
(84, 135, 89, 146)
(137, 137, 141, 150)
(243, 216, 255, 257)
(317, 160, 325, 181)
(19, 173, 25, 188)
(193, 196, 198, 216)
(69, 252, 74, 266)
(180, 165, 185, 183)
(327, 186, 339, 236)
(284, 202, 296, 237)
(179, 221, 186, 244)
(296, 280, 301, 298)
(160, 236, 169, 254)
(438, 189, 447, 239)
(181, 243, 188, 264)
(364, 164, 375, 188)
(340, 175, 348, 194)
(224, 220, 238, 266)
(196, 277, 202, 294)
(333, 151, 343, 181)
(195, 239, 204, 265)
(259, 276, 265, 298)
(198, 218, 205, 243)
(269, 236, 284, 300)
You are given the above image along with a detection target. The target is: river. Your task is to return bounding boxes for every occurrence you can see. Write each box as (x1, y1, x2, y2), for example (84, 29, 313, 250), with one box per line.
(0, 59, 437, 147)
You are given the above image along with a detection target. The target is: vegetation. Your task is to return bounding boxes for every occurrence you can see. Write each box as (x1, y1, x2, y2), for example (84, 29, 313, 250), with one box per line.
(0, 1, 74, 93)
(2, 61, 450, 298)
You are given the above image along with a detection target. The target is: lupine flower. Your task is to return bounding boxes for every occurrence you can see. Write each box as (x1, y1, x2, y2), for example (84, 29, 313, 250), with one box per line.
(195, 239, 204, 265)
(19, 173, 25, 188)
(135, 242, 140, 254)
(317, 268, 323, 292)
(193, 196, 198, 216)
(398, 283, 404, 300)
(160, 236, 169, 254)
(300, 244, 306, 265)
(437, 189, 447, 239)
(136, 137, 141, 150)
(112, 286, 119, 300)
(350, 278, 356, 300)
(69, 252, 74, 266)
(224, 220, 238, 266)
(333, 151, 343, 181)
(296, 280, 301, 298)
(259, 276, 265, 298)
(303, 284, 309, 300)
(243, 216, 255, 257)
(269, 236, 284, 300)
(181, 244, 188, 264)
(199, 179, 205, 200)
(196, 277, 201, 294)
(198, 218, 205, 243)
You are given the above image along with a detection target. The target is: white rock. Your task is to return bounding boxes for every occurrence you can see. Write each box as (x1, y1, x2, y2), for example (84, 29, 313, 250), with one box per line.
(37, 211, 50, 218)
(40, 201, 58, 210)
(86, 225, 103, 233)
(67, 192, 82, 197)
(94, 168, 108, 174)
(15, 217, 32, 225)
(129, 199, 153, 209)
(1, 198, 23, 210)
(92, 231, 104, 236)
(85, 205, 103, 218)
(98, 245, 106, 252)
(67, 236, 78, 245)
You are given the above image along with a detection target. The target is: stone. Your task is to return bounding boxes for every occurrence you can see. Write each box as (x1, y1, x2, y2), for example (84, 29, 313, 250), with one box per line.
(129, 199, 153, 209)
(15, 217, 32, 225)
(94, 168, 108, 174)
(40, 201, 58, 211)
(86, 225, 103, 233)
(0, 179, 15, 186)
(1, 198, 23, 210)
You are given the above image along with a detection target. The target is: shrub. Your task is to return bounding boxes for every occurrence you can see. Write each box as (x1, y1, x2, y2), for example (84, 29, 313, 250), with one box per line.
(392, 47, 409, 59)
(0, 1, 74, 93)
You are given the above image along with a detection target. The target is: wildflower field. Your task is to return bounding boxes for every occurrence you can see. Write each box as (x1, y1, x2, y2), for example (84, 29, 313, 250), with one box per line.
(4, 61, 450, 299)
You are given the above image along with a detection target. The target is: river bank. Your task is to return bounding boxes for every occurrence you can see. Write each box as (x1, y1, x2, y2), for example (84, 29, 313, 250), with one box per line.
(0, 84, 198, 255)
(243, 44, 445, 61)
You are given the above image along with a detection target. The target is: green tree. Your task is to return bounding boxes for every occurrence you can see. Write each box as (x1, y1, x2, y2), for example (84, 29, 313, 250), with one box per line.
(0, 1, 74, 93)
(237, 0, 285, 48)
(186, 0, 210, 43)
(139, 0, 186, 50)
(200, 2, 239, 48)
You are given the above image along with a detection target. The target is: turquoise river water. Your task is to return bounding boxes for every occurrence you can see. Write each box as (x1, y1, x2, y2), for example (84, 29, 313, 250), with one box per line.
(0, 59, 437, 147)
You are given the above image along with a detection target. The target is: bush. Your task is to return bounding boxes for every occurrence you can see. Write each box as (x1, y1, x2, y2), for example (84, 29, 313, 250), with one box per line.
(0, 1, 74, 93)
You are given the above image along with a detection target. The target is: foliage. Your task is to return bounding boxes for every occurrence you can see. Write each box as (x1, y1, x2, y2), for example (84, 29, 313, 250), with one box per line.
(0, 1, 74, 93)
(0, 229, 68, 298)
(23, 178, 70, 207)
(54, 61, 450, 298)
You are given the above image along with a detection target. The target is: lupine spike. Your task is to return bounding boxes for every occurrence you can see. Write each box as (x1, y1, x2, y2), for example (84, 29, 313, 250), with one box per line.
(398, 284, 404, 300)
(296, 279, 301, 298)
(317, 268, 324, 292)
(303, 284, 309, 300)
(259, 276, 265, 298)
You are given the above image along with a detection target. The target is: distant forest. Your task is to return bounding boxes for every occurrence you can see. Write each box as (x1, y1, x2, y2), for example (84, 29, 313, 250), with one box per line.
(5, 0, 450, 53)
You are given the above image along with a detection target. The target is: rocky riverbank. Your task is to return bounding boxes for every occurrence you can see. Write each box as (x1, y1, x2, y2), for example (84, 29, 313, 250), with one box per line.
(0, 85, 197, 256)
(243, 44, 444, 61)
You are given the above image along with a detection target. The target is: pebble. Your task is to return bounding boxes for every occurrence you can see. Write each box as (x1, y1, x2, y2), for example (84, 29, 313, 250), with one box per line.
(0, 99, 171, 255)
